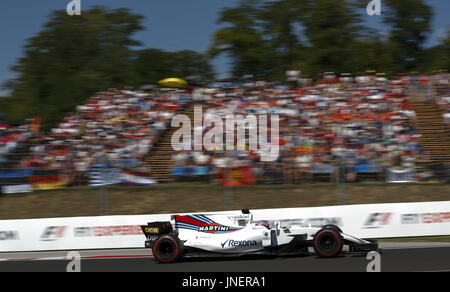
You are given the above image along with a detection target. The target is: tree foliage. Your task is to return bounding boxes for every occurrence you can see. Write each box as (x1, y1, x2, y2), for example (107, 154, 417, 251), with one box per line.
(209, 0, 444, 79)
(1, 1, 448, 128)
(208, 0, 270, 77)
(2, 6, 214, 128)
(132, 49, 215, 86)
(383, 0, 433, 72)
(3, 7, 144, 127)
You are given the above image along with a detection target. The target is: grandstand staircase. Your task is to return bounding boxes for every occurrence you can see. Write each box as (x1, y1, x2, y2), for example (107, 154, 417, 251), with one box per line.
(145, 102, 202, 183)
(410, 100, 450, 163)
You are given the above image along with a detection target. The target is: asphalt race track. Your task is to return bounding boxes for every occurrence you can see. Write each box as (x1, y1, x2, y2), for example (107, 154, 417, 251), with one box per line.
(1, 242, 450, 272)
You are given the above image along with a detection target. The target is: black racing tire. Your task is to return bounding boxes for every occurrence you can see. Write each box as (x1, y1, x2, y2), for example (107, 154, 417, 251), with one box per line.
(152, 234, 184, 263)
(313, 228, 343, 257)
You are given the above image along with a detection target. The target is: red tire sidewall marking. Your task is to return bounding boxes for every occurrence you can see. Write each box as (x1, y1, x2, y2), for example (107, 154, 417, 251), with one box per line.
(153, 235, 179, 263)
(314, 229, 342, 257)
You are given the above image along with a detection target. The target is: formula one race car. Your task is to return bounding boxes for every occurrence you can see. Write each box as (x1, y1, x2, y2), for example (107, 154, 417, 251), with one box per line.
(141, 209, 381, 263)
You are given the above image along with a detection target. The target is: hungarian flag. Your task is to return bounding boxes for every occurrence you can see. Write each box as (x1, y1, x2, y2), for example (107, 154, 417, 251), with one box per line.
(219, 166, 255, 187)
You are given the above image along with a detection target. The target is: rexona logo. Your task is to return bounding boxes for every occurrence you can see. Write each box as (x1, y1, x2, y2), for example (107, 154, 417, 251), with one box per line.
(221, 239, 258, 248)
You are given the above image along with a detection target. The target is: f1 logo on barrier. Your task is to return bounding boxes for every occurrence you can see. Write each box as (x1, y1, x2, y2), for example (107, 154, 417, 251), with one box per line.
(40, 226, 67, 241)
(363, 213, 392, 228)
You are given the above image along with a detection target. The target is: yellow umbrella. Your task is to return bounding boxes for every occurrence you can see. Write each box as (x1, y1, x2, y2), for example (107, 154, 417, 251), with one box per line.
(158, 78, 188, 88)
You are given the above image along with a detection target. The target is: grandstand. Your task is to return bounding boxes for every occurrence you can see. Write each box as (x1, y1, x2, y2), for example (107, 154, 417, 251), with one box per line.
(410, 100, 450, 163)
(145, 102, 200, 183)
(0, 72, 449, 195)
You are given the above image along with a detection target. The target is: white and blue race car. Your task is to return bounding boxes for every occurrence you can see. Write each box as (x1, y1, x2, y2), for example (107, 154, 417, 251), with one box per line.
(141, 209, 380, 263)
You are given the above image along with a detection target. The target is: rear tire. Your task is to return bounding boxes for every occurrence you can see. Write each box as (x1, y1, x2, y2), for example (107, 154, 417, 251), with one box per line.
(152, 235, 183, 263)
(313, 228, 343, 257)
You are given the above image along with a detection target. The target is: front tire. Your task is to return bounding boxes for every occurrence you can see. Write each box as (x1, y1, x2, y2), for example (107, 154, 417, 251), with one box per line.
(313, 228, 343, 257)
(152, 235, 184, 263)
(320, 224, 342, 233)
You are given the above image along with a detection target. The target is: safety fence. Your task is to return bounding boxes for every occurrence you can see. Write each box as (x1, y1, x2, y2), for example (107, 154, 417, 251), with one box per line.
(0, 166, 158, 195)
(0, 165, 446, 195)
(0, 162, 449, 196)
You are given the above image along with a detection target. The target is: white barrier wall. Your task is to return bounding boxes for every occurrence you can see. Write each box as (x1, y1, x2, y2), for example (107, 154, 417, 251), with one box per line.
(1, 201, 450, 252)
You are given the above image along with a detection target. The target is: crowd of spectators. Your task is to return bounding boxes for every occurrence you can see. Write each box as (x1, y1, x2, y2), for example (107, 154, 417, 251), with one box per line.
(15, 89, 190, 185)
(2, 71, 449, 187)
(171, 73, 437, 184)
(0, 121, 33, 163)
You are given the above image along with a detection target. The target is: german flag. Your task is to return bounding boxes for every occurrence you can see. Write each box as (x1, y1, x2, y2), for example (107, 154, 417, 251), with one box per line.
(30, 169, 67, 190)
